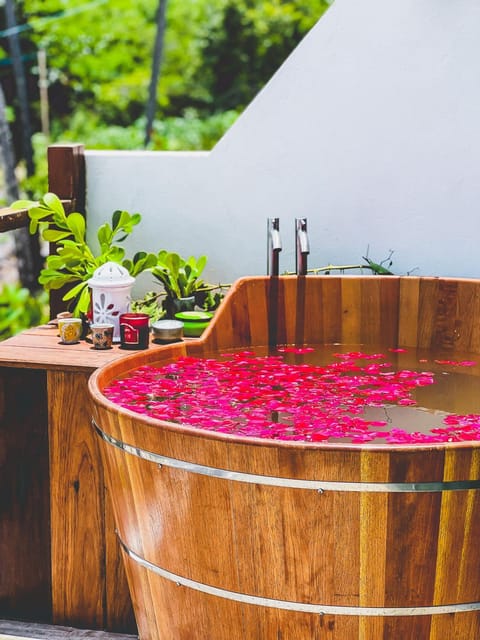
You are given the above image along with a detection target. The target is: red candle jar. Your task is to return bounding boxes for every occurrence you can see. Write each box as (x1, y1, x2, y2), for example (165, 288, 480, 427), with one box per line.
(119, 313, 150, 350)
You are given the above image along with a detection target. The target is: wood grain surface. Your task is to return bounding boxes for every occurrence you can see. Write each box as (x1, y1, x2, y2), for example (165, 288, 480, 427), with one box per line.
(0, 327, 138, 633)
(0, 369, 50, 622)
(89, 276, 480, 639)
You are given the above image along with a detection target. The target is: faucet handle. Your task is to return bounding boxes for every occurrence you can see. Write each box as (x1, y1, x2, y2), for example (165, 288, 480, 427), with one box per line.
(295, 218, 309, 275)
(267, 218, 282, 276)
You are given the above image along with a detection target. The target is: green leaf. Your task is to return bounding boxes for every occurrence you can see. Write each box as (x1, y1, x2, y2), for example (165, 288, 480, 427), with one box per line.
(122, 259, 132, 272)
(97, 223, 113, 249)
(74, 285, 92, 315)
(196, 255, 208, 274)
(28, 206, 52, 220)
(29, 218, 38, 235)
(42, 192, 65, 217)
(66, 212, 86, 243)
(59, 239, 86, 249)
(145, 253, 158, 268)
(52, 244, 87, 260)
(129, 252, 158, 276)
(112, 209, 127, 231)
(42, 229, 72, 242)
(39, 267, 66, 278)
(39, 272, 78, 290)
(11, 199, 37, 210)
(63, 281, 88, 301)
(167, 252, 181, 276)
(45, 255, 69, 269)
(110, 210, 142, 241)
(104, 246, 125, 262)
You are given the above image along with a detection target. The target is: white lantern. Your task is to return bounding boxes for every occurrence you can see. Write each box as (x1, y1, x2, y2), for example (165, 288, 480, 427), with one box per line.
(87, 262, 135, 342)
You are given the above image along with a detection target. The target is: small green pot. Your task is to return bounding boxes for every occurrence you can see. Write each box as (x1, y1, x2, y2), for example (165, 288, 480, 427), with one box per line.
(174, 311, 213, 337)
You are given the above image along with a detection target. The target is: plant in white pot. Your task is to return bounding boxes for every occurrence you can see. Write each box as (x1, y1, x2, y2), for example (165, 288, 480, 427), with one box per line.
(12, 192, 158, 317)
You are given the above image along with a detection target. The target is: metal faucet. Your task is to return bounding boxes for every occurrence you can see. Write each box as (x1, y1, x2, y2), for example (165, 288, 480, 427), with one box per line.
(267, 218, 282, 276)
(295, 218, 309, 276)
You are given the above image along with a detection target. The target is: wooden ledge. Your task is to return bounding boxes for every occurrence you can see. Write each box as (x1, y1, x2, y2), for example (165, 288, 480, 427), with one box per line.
(0, 206, 29, 232)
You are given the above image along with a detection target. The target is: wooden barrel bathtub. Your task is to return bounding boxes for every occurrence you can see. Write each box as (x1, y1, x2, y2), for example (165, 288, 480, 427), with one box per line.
(89, 276, 480, 639)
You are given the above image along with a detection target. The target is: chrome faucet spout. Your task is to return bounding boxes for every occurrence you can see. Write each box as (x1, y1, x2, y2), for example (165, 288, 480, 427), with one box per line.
(267, 218, 282, 276)
(295, 218, 309, 276)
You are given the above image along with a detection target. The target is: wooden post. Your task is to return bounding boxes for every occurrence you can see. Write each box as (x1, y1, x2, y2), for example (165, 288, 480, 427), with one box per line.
(47, 144, 86, 214)
(47, 144, 86, 318)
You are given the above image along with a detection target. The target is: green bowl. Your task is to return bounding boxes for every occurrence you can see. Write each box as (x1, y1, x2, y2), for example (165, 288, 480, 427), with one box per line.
(174, 311, 214, 337)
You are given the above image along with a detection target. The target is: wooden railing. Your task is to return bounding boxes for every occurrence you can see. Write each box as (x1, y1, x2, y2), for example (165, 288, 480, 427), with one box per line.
(0, 143, 86, 317)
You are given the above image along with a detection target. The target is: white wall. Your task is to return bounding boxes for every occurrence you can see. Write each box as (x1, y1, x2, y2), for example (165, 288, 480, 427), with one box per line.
(86, 0, 480, 295)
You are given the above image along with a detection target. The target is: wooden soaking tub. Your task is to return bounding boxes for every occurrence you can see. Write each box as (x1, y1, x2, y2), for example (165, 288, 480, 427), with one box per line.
(89, 276, 480, 640)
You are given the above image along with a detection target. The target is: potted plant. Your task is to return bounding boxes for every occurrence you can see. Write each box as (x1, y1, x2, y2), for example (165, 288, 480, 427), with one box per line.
(151, 250, 227, 318)
(12, 192, 158, 317)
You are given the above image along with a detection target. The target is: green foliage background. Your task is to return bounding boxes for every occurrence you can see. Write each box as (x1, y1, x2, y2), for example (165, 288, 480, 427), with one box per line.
(0, 0, 331, 334)
(1, 0, 330, 157)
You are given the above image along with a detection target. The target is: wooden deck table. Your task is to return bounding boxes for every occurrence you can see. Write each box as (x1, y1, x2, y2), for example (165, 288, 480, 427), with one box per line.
(0, 324, 174, 634)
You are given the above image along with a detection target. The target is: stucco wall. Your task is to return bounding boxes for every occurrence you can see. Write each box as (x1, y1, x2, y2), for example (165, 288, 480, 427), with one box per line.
(86, 0, 480, 294)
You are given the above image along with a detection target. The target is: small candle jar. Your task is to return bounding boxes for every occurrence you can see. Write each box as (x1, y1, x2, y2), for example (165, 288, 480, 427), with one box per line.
(151, 319, 184, 343)
(119, 313, 150, 350)
(90, 323, 115, 350)
(58, 317, 83, 344)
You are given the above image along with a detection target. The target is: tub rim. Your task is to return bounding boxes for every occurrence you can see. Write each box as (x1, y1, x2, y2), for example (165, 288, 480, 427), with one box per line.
(88, 341, 480, 454)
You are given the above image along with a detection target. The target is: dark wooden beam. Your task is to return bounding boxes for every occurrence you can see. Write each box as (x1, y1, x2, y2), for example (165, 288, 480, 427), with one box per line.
(0, 207, 29, 232)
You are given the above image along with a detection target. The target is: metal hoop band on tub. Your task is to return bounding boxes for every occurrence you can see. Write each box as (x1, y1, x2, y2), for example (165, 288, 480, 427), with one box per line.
(92, 419, 480, 493)
(117, 535, 480, 617)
